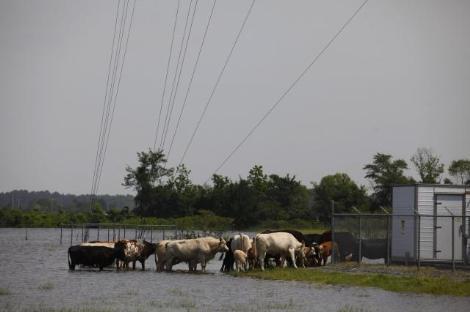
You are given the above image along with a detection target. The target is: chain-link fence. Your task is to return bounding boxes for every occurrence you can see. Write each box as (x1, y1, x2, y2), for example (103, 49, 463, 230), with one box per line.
(332, 213, 470, 269)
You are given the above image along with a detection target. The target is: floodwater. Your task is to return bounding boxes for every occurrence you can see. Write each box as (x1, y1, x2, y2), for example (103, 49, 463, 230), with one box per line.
(0, 228, 469, 312)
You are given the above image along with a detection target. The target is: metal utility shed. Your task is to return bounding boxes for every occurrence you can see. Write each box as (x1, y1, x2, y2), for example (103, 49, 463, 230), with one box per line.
(391, 184, 470, 265)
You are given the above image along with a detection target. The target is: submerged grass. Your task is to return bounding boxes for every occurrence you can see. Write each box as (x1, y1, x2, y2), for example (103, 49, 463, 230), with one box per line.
(37, 282, 54, 291)
(232, 267, 470, 297)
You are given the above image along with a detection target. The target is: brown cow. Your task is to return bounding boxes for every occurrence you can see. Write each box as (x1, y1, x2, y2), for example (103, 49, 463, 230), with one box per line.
(318, 241, 339, 266)
(115, 240, 157, 270)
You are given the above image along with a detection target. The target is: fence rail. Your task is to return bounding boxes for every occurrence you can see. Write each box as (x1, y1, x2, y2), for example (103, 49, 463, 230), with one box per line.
(59, 223, 178, 245)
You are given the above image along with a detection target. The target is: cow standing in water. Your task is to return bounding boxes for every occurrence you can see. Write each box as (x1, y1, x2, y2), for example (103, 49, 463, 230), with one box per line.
(255, 232, 304, 271)
(165, 237, 229, 272)
(68, 245, 122, 271)
(115, 240, 157, 271)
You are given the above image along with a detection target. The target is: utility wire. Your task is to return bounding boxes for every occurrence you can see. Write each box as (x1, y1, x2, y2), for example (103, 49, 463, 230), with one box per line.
(160, 0, 199, 152)
(158, 0, 194, 151)
(153, 0, 181, 152)
(92, 0, 128, 197)
(91, 0, 136, 199)
(167, 0, 218, 160)
(207, 0, 369, 181)
(93, 0, 130, 196)
(91, 0, 121, 201)
(179, 0, 256, 165)
(95, 0, 136, 195)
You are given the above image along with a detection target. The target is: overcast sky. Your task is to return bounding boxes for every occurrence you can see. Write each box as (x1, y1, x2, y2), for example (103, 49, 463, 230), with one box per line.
(1, 0, 469, 195)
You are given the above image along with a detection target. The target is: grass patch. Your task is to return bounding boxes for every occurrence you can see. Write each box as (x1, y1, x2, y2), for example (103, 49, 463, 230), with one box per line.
(37, 282, 54, 291)
(0, 288, 10, 295)
(232, 267, 470, 297)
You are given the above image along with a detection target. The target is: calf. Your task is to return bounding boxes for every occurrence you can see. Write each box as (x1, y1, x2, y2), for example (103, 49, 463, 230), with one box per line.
(246, 246, 257, 270)
(233, 250, 248, 272)
(318, 241, 339, 266)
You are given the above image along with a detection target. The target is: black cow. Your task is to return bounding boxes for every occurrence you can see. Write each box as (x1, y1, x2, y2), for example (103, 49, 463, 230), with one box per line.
(68, 245, 121, 271)
(304, 234, 322, 246)
(352, 239, 388, 263)
(220, 238, 234, 272)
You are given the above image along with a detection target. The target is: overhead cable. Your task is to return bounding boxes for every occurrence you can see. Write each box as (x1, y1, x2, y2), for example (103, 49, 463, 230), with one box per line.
(207, 0, 369, 181)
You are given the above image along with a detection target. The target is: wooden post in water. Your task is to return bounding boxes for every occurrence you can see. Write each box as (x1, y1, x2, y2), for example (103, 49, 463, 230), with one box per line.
(60, 226, 63, 244)
(25, 227, 28, 240)
(150, 227, 153, 242)
(81, 225, 84, 242)
(70, 226, 73, 246)
(123, 226, 126, 239)
(107, 227, 110, 242)
(97, 225, 100, 241)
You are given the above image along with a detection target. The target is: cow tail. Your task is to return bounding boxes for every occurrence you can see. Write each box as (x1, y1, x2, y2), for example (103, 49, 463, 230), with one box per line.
(67, 248, 71, 269)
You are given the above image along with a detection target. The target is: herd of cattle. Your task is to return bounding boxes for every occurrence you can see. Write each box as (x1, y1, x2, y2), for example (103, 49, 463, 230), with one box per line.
(68, 229, 388, 272)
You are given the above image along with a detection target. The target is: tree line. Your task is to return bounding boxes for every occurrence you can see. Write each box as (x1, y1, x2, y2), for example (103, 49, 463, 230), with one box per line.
(122, 147, 470, 227)
(1, 147, 469, 229)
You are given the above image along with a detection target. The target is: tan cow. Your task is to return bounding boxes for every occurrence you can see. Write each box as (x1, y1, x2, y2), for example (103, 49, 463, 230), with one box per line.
(165, 237, 229, 272)
(255, 232, 304, 271)
(233, 250, 248, 272)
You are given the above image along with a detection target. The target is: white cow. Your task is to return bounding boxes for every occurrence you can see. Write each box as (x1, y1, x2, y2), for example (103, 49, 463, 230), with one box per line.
(230, 233, 252, 253)
(155, 239, 192, 272)
(165, 237, 229, 272)
(255, 232, 304, 271)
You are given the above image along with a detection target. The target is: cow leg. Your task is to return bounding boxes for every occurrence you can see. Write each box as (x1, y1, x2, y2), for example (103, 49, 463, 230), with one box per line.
(259, 251, 266, 271)
(141, 260, 145, 271)
(132, 261, 136, 270)
(289, 248, 297, 269)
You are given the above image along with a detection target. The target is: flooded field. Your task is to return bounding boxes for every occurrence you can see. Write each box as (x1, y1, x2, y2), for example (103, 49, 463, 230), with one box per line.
(0, 228, 469, 312)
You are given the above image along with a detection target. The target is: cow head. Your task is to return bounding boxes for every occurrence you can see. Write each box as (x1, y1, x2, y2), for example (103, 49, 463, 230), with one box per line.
(217, 238, 229, 252)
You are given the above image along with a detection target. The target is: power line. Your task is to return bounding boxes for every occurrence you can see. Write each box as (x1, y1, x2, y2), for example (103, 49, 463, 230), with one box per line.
(95, 0, 136, 195)
(160, 0, 199, 152)
(91, 0, 122, 199)
(91, 0, 136, 199)
(207, 0, 369, 181)
(167, 0, 218, 160)
(92, 0, 129, 197)
(179, 0, 257, 165)
(153, 0, 181, 152)
(158, 0, 195, 151)
(93, 0, 130, 196)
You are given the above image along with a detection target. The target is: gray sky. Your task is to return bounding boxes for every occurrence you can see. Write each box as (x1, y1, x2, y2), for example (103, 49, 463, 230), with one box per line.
(1, 0, 469, 195)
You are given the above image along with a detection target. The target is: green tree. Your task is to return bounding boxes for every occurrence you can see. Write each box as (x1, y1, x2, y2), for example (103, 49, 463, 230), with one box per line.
(448, 159, 470, 185)
(312, 173, 370, 222)
(123, 149, 174, 216)
(364, 153, 415, 209)
(410, 147, 444, 183)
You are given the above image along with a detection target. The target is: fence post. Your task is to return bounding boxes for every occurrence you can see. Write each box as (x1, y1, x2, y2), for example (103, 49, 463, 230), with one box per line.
(358, 215, 362, 265)
(331, 200, 335, 264)
(452, 215, 455, 272)
(81, 225, 84, 242)
(386, 214, 390, 266)
(150, 227, 153, 243)
(25, 227, 28, 240)
(97, 225, 100, 241)
(107, 227, 110, 242)
(60, 225, 63, 245)
(417, 215, 421, 270)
